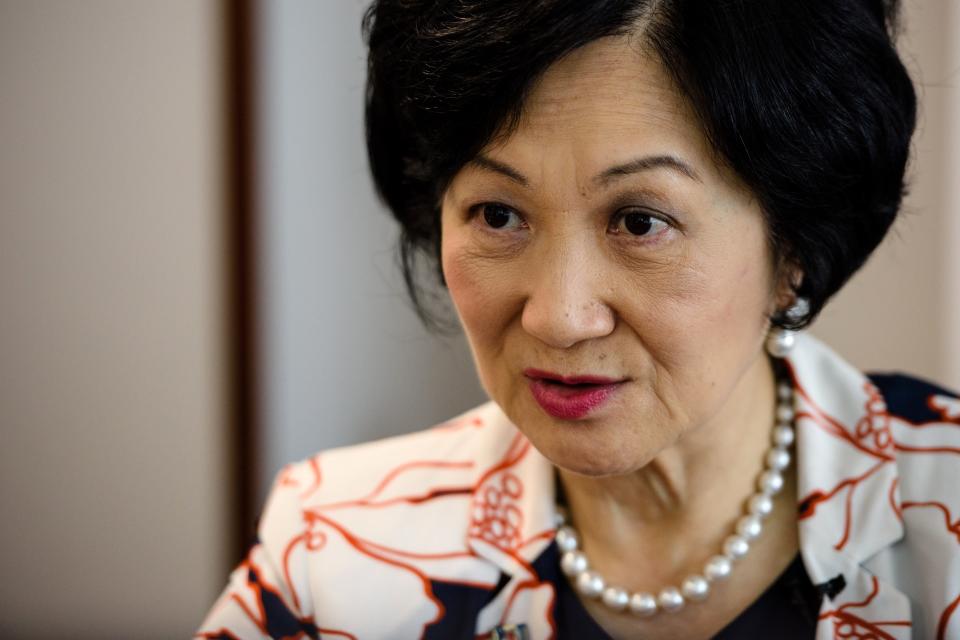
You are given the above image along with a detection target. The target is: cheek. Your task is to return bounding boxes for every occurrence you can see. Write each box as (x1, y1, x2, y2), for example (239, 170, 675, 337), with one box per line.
(681, 260, 767, 328)
(706, 229, 776, 331)
(693, 259, 772, 385)
(657, 217, 773, 332)
(619, 233, 773, 376)
(441, 234, 520, 344)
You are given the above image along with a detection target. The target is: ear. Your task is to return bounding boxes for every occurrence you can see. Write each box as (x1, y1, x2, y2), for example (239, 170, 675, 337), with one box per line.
(772, 261, 803, 313)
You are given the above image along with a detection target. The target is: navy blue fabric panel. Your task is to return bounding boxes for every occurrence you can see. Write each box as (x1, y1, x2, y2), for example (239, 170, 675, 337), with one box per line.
(422, 577, 503, 639)
(531, 541, 820, 639)
(531, 541, 612, 639)
(868, 372, 959, 423)
(247, 565, 319, 639)
(712, 554, 821, 639)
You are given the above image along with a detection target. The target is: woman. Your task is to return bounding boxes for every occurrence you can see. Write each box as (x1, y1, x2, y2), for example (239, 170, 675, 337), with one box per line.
(198, 1, 960, 638)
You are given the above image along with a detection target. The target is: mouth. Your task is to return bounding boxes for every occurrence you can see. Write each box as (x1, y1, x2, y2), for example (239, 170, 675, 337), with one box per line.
(523, 369, 626, 420)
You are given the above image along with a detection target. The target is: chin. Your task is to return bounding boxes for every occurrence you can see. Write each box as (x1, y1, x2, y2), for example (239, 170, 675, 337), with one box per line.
(552, 456, 637, 478)
(523, 412, 653, 478)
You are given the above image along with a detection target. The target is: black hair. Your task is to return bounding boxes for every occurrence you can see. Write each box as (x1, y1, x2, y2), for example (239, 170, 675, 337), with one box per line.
(362, 0, 916, 330)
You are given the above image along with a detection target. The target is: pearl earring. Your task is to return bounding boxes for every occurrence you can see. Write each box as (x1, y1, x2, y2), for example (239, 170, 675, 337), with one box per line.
(765, 328, 796, 357)
(766, 297, 809, 358)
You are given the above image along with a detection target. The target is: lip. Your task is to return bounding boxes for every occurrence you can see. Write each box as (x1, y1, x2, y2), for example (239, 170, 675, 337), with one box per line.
(523, 368, 623, 386)
(523, 368, 625, 420)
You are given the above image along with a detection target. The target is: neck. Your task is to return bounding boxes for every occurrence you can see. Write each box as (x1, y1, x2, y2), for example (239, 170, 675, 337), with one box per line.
(555, 354, 779, 580)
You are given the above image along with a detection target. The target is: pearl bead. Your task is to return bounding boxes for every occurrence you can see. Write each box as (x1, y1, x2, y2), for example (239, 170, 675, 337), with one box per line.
(555, 526, 579, 553)
(766, 328, 796, 357)
(736, 514, 763, 541)
(766, 447, 791, 471)
(561, 550, 588, 576)
(772, 424, 795, 447)
(776, 404, 795, 423)
(758, 469, 784, 495)
(576, 571, 605, 598)
(704, 555, 732, 581)
(601, 586, 630, 611)
(629, 592, 658, 617)
(681, 575, 710, 601)
(658, 587, 685, 612)
(748, 493, 774, 518)
(777, 383, 793, 400)
(723, 534, 750, 559)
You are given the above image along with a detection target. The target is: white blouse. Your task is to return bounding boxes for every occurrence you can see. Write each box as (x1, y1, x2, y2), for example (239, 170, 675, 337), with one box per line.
(197, 334, 960, 639)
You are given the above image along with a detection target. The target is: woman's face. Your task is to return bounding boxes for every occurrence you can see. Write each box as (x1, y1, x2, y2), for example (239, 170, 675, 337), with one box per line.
(441, 36, 784, 477)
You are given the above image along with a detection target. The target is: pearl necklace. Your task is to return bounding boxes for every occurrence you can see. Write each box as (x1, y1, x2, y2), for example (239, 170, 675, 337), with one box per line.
(554, 379, 796, 616)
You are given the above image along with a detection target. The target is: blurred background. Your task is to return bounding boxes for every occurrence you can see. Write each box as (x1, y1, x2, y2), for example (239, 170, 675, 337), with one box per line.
(0, 1, 957, 637)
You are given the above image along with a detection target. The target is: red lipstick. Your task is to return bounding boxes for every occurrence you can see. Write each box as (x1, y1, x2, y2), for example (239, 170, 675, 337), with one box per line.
(523, 368, 625, 420)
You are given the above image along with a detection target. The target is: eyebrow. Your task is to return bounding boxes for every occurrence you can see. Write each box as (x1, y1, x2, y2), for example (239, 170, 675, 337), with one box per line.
(596, 155, 702, 185)
(470, 155, 530, 186)
(469, 153, 702, 187)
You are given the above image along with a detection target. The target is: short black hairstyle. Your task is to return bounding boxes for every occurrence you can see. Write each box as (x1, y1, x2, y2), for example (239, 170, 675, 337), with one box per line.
(362, 0, 916, 330)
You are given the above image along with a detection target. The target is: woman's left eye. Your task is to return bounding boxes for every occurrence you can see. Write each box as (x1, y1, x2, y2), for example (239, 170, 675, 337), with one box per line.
(610, 209, 669, 238)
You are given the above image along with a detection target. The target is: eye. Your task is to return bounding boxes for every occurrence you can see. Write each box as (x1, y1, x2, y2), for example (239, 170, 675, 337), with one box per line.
(610, 209, 669, 238)
(478, 203, 524, 230)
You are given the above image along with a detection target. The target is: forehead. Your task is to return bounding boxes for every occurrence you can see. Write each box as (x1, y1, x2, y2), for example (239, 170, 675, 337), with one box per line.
(490, 35, 714, 175)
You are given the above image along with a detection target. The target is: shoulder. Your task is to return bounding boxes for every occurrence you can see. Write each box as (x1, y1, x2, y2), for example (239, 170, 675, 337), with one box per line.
(248, 401, 557, 638)
(784, 339, 960, 636)
(271, 400, 519, 508)
(196, 403, 535, 638)
(867, 371, 960, 424)
(866, 371, 960, 491)
(863, 372, 960, 635)
(865, 370, 960, 496)
(863, 370, 960, 502)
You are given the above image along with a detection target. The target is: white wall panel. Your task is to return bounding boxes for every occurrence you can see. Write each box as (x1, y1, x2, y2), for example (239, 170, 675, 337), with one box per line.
(255, 0, 484, 501)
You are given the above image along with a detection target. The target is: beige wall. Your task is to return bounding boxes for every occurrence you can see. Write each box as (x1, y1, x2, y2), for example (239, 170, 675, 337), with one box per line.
(813, 0, 960, 391)
(0, 2, 230, 637)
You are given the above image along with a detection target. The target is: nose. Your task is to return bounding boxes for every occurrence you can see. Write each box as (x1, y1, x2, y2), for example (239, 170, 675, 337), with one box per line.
(520, 250, 616, 349)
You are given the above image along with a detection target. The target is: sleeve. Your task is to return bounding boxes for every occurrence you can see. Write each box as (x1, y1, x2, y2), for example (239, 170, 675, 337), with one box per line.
(195, 464, 319, 640)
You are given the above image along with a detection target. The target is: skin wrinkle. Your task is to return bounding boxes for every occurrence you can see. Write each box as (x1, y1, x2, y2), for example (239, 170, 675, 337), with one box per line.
(440, 35, 799, 639)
